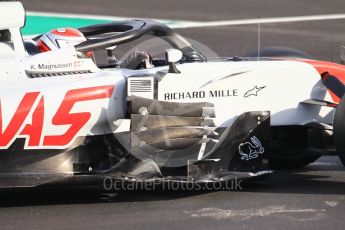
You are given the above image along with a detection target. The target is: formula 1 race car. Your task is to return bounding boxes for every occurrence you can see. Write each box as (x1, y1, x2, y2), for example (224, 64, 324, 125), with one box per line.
(0, 1, 345, 188)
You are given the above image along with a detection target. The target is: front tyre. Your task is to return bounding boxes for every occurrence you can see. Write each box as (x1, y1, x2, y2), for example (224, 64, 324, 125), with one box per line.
(333, 95, 345, 167)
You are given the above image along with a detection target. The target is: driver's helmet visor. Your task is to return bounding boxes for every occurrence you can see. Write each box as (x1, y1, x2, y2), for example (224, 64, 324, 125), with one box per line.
(56, 39, 92, 58)
(56, 39, 83, 48)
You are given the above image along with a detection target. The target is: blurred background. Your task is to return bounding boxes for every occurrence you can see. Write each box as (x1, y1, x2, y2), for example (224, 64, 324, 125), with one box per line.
(22, 0, 345, 61)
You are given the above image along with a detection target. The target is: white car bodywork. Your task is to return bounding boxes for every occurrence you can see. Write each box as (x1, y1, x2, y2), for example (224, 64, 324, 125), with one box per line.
(0, 2, 334, 151)
(2, 1, 345, 188)
(156, 61, 334, 127)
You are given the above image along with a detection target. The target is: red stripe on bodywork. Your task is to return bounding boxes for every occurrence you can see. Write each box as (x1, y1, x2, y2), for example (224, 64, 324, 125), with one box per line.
(0, 92, 40, 146)
(300, 60, 345, 103)
(43, 85, 115, 146)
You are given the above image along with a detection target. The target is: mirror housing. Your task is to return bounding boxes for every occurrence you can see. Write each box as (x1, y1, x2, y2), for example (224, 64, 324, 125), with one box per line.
(165, 48, 182, 74)
(106, 46, 117, 64)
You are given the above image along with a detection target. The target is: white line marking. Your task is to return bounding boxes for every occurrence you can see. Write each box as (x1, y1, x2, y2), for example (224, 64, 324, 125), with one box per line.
(175, 14, 345, 28)
(185, 206, 326, 221)
(325, 201, 338, 207)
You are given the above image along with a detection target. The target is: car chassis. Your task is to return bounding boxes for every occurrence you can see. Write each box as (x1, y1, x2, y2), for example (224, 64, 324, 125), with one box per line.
(0, 2, 345, 188)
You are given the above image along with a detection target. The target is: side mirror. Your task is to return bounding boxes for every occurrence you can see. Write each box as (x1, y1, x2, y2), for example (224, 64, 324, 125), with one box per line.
(106, 46, 117, 65)
(165, 48, 182, 74)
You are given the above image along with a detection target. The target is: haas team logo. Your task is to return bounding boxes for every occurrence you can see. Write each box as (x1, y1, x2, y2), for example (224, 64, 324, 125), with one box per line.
(0, 85, 114, 149)
(238, 136, 264, 161)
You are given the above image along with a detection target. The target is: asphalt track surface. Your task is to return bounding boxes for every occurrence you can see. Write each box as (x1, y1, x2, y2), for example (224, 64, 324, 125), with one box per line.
(1, 1, 345, 229)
